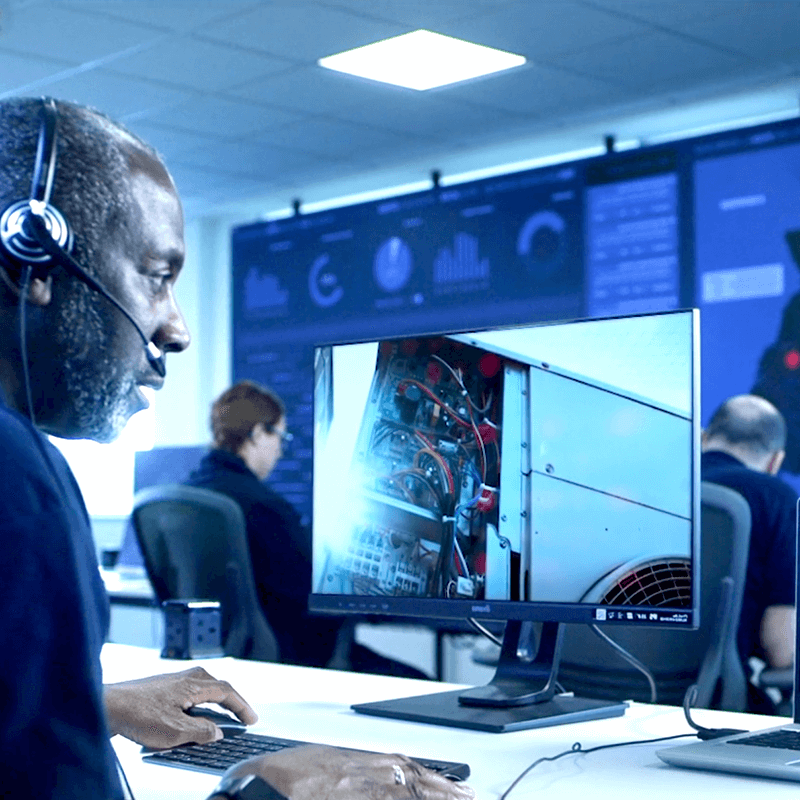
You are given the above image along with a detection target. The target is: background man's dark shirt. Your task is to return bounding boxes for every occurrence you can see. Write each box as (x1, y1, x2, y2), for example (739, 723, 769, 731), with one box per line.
(701, 450, 797, 669)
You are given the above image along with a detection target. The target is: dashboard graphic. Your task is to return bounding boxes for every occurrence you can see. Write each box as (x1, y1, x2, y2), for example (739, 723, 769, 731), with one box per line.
(374, 236, 413, 292)
(517, 210, 566, 278)
(309, 253, 344, 309)
(232, 113, 800, 525)
(433, 232, 490, 286)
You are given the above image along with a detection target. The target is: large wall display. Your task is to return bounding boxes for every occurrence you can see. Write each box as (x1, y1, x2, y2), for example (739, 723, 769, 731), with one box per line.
(232, 116, 800, 523)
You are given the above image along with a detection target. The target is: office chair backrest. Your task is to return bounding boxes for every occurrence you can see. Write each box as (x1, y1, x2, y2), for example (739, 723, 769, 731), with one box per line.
(132, 484, 278, 662)
(557, 481, 752, 710)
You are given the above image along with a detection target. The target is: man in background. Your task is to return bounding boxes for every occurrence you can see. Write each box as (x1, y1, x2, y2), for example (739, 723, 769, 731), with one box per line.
(0, 97, 469, 800)
(702, 394, 797, 707)
(188, 380, 428, 678)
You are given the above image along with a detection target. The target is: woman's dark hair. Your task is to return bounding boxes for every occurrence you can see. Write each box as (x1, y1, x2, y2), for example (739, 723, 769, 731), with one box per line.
(211, 380, 285, 454)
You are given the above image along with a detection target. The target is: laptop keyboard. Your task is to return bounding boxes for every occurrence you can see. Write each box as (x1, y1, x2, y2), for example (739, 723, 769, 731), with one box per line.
(142, 732, 471, 780)
(729, 729, 800, 751)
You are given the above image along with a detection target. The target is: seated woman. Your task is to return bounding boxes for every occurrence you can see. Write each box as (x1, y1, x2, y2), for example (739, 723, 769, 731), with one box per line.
(186, 380, 427, 678)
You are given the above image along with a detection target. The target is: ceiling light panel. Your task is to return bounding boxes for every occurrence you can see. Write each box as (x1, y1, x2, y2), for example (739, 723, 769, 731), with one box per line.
(318, 29, 526, 91)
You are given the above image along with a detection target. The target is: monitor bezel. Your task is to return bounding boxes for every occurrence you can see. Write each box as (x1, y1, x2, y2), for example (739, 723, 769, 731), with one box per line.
(309, 307, 701, 631)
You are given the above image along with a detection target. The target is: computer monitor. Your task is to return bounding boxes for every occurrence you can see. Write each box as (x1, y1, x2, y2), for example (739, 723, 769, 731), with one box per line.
(311, 308, 700, 732)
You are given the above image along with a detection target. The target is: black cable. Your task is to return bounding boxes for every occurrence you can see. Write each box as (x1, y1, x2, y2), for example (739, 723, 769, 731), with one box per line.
(589, 623, 658, 703)
(467, 616, 503, 647)
(498, 733, 696, 800)
(115, 749, 136, 800)
(18, 264, 36, 426)
(682, 684, 747, 740)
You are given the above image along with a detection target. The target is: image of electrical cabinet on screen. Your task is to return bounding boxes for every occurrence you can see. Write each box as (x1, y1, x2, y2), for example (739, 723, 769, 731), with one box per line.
(313, 310, 698, 612)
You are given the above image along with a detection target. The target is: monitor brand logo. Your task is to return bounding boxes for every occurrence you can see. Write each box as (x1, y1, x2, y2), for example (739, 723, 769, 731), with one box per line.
(471, 604, 491, 614)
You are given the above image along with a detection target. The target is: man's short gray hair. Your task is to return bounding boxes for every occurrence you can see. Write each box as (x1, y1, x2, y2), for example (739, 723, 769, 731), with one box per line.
(704, 394, 787, 457)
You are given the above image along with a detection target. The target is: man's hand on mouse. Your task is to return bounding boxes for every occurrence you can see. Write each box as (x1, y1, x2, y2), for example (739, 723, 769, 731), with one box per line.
(104, 667, 258, 749)
(222, 746, 476, 800)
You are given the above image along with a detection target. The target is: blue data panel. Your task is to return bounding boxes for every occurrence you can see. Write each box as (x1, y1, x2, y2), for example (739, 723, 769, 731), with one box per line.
(586, 173, 679, 317)
(694, 134, 800, 478)
(232, 113, 800, 527)
(231, 165, 588, 523)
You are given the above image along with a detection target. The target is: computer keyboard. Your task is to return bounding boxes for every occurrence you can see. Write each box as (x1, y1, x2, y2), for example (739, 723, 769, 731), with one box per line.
(142, 732, 471, 780)
(728, 729, 800, 751)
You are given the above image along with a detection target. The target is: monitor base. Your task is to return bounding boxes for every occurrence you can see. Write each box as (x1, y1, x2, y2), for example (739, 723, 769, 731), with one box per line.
(354, 621, 628, 732)
(352, 689, 627, 733)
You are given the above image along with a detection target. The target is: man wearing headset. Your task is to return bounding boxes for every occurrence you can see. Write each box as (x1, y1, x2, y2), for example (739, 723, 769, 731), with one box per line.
(0, 97, 473, 800)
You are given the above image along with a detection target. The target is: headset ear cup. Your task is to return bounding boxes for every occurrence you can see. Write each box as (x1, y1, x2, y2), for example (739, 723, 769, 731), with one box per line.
(0, 199, 73, 268)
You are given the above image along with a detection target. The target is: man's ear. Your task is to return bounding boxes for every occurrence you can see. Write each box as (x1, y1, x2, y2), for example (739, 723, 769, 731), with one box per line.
(0, 264, 53, 306)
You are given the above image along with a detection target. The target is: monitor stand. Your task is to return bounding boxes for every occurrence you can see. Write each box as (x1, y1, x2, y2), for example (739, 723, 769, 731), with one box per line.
(351, 620, 628, 733)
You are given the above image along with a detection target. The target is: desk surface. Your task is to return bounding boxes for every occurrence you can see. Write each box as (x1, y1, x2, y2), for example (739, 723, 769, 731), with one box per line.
(101, 567, 157, 606)
(103, 644, 800, 800)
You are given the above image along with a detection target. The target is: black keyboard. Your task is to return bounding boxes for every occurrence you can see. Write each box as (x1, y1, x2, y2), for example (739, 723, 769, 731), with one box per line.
(729, 729, 800, 751)
(142, 732, 471, 780)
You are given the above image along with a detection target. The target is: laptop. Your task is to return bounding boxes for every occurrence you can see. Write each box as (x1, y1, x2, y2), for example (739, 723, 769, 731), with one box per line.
(657, 499, 800, 781)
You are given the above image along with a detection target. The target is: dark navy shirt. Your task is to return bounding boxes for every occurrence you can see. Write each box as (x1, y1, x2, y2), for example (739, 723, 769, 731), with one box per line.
(186, 449, 344, 668)
(701, 450, 798, 668)
(0, 399, 122, 798)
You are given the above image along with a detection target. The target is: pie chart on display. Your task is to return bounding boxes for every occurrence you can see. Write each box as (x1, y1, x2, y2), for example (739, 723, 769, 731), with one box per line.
(517, 210, 567, 280)
(374, 236, 413, 292)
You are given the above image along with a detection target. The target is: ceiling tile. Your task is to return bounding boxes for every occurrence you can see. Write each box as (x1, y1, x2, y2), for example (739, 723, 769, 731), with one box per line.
(688, 3, 800, 63)
(122, 121, 227, 162)
(442, 0, 649, 59)
(196, 2, 404, 63)
(168, 162, 269, 200)
(28, 70, 192, 119)
(330, 88, 523, 141)
(584, 0, 736, 29)
(136, 95, 302, 138)
(320, 0, 494, 28)
(0, 3, 162, 64)
(107, 35, 290, 92)
(62, 1, 260, 32)
(441, 61, 628, 114)
(0, 0, 799, 219)
(227, 65, 390, 116)
(549, 30, 752, 91)
(252, 116, 424, 160)
(0, 48, 72, 94)
(172, 139, 322, 181)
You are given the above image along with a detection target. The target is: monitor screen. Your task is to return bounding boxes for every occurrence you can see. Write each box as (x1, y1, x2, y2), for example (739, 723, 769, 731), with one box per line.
(311, 308, 700, 629)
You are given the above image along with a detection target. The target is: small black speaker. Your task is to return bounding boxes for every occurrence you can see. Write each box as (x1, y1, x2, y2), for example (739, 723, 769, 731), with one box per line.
(161, 599, 223, 659)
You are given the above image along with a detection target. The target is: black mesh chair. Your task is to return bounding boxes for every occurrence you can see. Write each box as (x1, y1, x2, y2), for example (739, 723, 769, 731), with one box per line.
(557, 481, 752, 710)
(131, 484, 278, 662)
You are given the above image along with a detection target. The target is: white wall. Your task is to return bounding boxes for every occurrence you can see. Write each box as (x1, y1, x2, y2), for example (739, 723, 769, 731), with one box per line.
(152, 215, 234, 447)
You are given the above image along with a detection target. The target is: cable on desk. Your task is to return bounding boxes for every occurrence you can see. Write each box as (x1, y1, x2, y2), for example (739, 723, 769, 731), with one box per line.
(116, 750, 136, 800)
(682, 684, 747, 740)
(497, 733, 695, 800)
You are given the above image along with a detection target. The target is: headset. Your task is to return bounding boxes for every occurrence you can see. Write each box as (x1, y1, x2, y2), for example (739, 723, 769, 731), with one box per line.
(0, 97, 166, 379)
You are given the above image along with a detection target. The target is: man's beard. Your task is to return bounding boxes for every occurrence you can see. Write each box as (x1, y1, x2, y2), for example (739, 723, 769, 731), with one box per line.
(49, 278, 139, 443)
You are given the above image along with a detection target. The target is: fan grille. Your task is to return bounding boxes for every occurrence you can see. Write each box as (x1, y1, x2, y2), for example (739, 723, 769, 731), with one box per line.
(600, 558, 692, 607)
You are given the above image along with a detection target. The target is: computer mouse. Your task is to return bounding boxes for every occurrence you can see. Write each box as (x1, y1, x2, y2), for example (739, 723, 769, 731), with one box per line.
(185, 705, 247, 738)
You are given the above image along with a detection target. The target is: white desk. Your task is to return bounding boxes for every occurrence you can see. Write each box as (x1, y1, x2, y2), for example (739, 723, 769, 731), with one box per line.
(103, 644, 797, 799)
